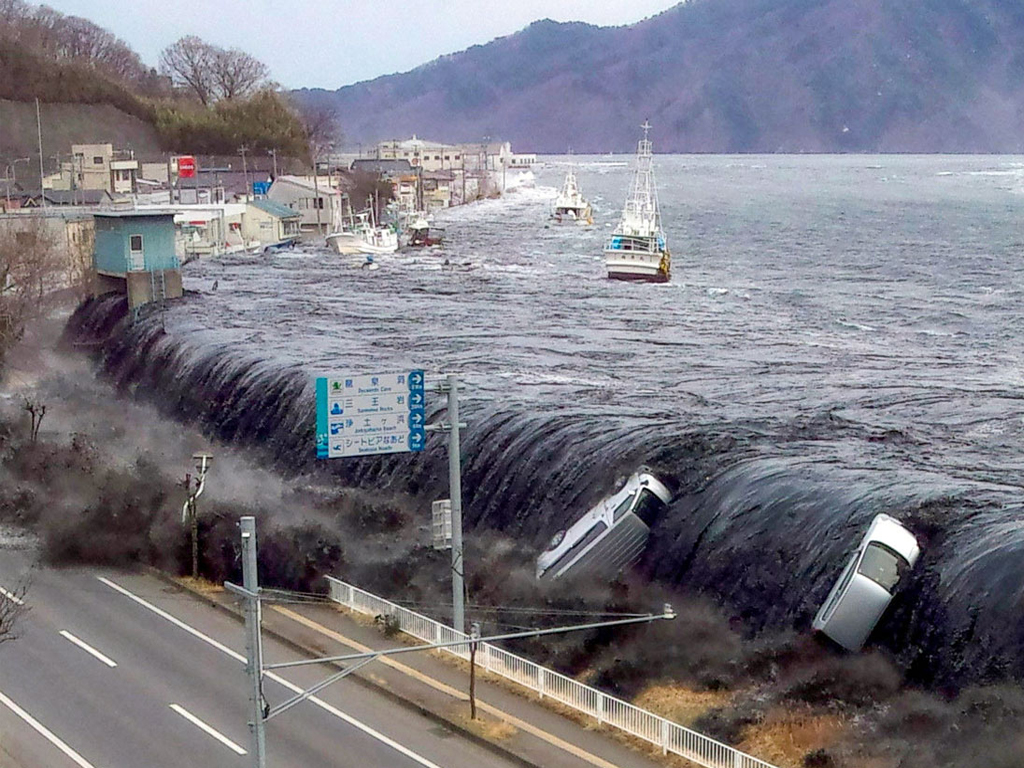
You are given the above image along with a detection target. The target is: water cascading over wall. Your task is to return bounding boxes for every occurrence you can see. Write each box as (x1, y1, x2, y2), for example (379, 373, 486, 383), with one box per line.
(64, 295, 1024, 689)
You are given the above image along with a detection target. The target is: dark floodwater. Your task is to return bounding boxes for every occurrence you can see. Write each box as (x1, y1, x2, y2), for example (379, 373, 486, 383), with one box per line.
(71, 155, 1024, 687)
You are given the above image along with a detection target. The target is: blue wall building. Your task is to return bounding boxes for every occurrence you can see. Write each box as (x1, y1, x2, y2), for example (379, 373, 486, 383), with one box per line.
(92, 211, 182, 308)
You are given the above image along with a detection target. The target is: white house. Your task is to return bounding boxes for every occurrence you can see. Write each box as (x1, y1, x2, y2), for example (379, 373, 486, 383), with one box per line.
(267, 175, 344, 232)
(243, 199, 301, 246)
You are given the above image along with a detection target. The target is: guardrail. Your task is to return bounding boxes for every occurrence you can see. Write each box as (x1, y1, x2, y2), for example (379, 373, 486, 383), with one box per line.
(326, 575, 778, 768)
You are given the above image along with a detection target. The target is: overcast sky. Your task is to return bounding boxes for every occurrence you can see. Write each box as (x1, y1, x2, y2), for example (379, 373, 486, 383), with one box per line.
(44, 0, 680, 90)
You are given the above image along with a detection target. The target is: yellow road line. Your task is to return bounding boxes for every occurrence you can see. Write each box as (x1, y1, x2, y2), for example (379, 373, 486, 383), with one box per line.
(271, 605, 623, 768)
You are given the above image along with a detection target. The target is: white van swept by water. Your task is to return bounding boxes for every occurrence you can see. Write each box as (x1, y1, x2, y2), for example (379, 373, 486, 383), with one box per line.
(536, 470, 672, 581)
(813, 513, 921, 652)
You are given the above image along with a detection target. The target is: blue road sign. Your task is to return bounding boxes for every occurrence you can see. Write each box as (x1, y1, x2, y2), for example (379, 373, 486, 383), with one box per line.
(316, 370, 426, 458)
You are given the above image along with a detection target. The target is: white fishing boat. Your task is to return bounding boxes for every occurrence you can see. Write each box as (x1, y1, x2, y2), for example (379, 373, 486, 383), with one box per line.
(552, 159, 592, 225)
(326, 200, 398, 255)
(603, 121, 670, 283)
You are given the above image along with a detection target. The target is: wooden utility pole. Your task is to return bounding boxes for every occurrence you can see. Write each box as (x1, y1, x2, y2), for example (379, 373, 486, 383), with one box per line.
(238, 145, 250, 201)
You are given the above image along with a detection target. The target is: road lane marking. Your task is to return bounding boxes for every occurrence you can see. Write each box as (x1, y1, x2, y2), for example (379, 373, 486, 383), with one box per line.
(272, 606, 623, 768)
(169, 704, 247, 755)
(98, 576, 444, 768)
(0, 587, 24, 606)
(0, 688, 97, 768)
(59, 631, 117, 668)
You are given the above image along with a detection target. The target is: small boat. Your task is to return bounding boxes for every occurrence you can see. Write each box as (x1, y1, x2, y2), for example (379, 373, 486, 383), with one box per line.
(603, 121, 670, 283)
(326, 199, 398, 255)
(552, 159, 592, 225)
(406, 216, 446, 247)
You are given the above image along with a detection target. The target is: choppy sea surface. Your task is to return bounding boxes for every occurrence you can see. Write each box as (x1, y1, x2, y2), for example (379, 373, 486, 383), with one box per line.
(75, 155, 1024, 686)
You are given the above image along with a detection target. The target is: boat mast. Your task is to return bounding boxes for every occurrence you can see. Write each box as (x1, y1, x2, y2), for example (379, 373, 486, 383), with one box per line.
(622, 121, 660, 235)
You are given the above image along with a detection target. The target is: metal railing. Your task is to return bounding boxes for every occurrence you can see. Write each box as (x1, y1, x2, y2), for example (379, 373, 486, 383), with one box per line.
(326, 576, 779, 768)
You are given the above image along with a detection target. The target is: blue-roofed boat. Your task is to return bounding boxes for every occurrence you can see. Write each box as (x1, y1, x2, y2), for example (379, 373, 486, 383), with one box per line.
(603, 121, 670, 283)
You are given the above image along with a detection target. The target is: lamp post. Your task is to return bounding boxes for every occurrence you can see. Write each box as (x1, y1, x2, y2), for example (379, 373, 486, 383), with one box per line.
(4, 157, 29, 211)
(182, 452, 213, 579)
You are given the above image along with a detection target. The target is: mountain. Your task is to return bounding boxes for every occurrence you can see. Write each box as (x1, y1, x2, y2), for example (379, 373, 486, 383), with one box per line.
(295, 0, 1024, 153)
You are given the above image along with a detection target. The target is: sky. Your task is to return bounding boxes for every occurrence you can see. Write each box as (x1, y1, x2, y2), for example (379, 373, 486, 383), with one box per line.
(44, 0, 681, 90)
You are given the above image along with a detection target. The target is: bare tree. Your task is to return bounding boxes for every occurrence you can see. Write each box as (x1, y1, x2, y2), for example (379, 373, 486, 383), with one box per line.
(297, 100, 343, 161)
(0, 579, 26, 647)
(0, 219, 62, 373)
(159, 35, 218, 105)
(212, 47, 269, 101)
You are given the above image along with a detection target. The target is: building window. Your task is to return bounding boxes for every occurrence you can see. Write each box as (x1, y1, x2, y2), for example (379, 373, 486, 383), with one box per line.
(316, 197, 324, 209)
(444, 155, 450, 160)
(93, 156, 104, 165)
(130, 234, 143, 252)
(454, 155, 460, 160)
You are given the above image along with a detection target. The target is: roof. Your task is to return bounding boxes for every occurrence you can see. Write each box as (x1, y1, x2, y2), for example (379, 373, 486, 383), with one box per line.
(271, 175, 341, 194)
(249, 199, 301, 219)
(351, 159, 415, 176)
(94, 210, 177, 219)
(38, 189, 113, 205)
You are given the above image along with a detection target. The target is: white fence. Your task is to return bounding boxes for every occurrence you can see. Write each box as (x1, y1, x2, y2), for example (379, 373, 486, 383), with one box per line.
(326, 576, 779, 768)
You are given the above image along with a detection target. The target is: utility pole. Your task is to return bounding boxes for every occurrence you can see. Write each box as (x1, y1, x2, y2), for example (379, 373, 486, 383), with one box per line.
(447, 374, 465, 633)
(426, 373, 465, 632)
(267, 148, 278, 179)
(469, 622, 480, 719)
(312, 148, 323, 236)
(238, 146, 250, 201)
(35, 98, 45, 209)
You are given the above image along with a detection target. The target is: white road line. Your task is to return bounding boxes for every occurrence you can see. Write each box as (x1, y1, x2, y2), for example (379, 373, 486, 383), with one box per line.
(0, 688, 97, 768)
(98, 576, 444, 768)
(59, 631, 118, 668)
(0, 587, 25, 606)
(169, 704, 247, 755)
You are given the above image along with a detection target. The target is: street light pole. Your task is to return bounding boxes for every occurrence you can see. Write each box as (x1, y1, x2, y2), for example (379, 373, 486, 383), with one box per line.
(3, 158, 29, 211)
(239, 516, 267, 768)
(182, 453, 213, 580)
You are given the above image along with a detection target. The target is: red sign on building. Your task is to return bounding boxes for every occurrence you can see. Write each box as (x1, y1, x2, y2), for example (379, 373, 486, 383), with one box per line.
(178, 156, 197, 178)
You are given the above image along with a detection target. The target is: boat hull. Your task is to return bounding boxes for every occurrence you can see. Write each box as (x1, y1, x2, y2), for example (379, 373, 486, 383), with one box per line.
(604, 249, 670, 283)
(326, 231, 398, 255)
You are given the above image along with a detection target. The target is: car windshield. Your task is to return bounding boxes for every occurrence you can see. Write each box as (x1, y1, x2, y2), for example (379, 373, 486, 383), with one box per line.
(632, 488, 667, 526)
(857, 543, 909, 593)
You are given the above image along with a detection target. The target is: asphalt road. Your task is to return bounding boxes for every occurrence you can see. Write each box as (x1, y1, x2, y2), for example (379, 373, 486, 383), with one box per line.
(0, 551, 520, 768)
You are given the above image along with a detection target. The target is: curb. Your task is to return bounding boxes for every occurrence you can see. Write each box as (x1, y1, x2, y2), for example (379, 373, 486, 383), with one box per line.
(146, 568, 539, 768)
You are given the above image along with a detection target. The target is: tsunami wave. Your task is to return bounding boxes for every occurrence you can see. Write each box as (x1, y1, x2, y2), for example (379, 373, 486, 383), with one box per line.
(64, 294, 1024, 689)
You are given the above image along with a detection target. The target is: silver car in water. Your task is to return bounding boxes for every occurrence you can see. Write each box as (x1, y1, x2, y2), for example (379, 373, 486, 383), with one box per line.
(812, 513, 921, 652)
(536, 470, 672, 580)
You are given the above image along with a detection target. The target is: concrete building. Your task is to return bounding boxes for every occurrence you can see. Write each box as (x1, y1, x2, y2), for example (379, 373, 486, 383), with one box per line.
(52, 144, 139, 195)
(267, 175, 344, 232)
(92, 211, 182, 309)
(243, 199, 301, 246)
(375, 137, 463, 173)
(421, 171, 454, 211)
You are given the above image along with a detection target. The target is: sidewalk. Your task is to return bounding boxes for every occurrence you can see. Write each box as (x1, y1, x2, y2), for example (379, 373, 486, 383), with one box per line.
(170, 575, 676, 768)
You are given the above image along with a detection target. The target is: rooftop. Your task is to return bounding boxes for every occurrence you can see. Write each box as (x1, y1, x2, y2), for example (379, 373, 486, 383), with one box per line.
(249, 199, 301, 219)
